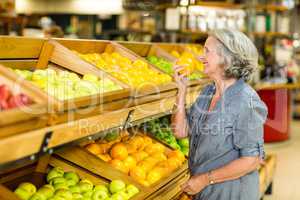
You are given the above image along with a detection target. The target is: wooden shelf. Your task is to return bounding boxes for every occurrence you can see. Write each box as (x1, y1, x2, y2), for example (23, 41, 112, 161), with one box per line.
(193, 1, 244, 9)
(252, 32, 291, 38)
(0, 84, 207, 167)
(255, 4, 289, 12)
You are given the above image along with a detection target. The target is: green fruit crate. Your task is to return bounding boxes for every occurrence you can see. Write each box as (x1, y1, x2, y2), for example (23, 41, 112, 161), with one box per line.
(0, 36, 130, 112)
(54, 135, 189, 200)
(0, 155, 144, 200)
(117, 41, 207, 86)
(51, 38, 178, 98)
(0, 64, 47, 129)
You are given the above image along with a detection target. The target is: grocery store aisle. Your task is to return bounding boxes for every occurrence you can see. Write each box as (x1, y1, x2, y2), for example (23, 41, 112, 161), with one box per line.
(264, 121, 300, 200)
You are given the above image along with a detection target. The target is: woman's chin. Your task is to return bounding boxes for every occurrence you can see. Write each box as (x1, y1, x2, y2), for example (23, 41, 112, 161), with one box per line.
(203, 69, 212, 78)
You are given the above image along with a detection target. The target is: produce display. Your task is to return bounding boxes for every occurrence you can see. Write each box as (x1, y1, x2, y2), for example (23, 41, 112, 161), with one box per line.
(75, 51, 172, 88)
(147, 51, 204, 81)
(14, 69, 122, 100)
(14, 167, 139, 200)
(85, 132, 186, 187)
(0, 84, 33, 110)
(143, 117, 189, 156)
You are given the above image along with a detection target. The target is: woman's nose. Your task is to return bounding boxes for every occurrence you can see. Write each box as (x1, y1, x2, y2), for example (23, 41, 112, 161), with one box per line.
(197, 55, 205, 62)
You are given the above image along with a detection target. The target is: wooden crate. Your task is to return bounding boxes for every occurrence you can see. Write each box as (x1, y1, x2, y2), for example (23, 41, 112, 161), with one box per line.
(0, 64, 47, 127)
(55, 138, 189, 200)
(118, 41, 205, 87)
(0, 155, 144, 200)
(52, 38, 177, 97)
(0, 37, 130, 112)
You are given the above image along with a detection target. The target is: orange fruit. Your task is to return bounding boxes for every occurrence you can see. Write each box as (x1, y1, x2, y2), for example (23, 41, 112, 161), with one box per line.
(144, 143, 165, 155)
(167, 157, 182, 171)
(147, 169, 162, 185)
(152, 153, 167, 162)
(86, 143, 101, 155)
(129, 136, 145, 151)
(109, 159, 129, 174)
(137, 161, 153, 173)
(156, 160, 169, 168)
(143, 157, 159, 166)
(142, 136, 153, 147)
(131, 151, 148, 162)
(130, 166, 146, 181)
(97, 154, 111, 162)
(139, 180, 150, 187)
(124, 143, 137, 154)
(123, 155, 137, 170)
(110, 143, 128, 160)
(167, 150, 185, 163)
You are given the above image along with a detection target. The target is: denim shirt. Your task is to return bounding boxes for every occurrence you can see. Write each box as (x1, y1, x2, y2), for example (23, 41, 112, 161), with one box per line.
(187, 79, 268, 200)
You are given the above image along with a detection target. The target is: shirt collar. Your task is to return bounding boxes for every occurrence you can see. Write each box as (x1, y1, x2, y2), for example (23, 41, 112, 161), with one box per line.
(212, 78, 245, 106)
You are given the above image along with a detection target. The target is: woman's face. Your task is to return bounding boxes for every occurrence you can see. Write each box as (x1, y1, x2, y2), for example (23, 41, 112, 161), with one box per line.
(202, 36, 224, 79)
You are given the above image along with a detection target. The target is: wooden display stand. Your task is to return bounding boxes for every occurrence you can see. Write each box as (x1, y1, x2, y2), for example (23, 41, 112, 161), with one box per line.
(0, 37, 276, 200)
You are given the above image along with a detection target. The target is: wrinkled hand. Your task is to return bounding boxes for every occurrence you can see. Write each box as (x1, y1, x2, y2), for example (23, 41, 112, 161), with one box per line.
(173, 65, 188, 94)
(181, 174, 209, 195)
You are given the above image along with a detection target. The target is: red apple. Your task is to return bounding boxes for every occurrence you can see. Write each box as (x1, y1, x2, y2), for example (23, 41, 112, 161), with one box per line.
(0, 84, 11, 101)
(19, 93, 32, 105)
(0, 99, 9, 110)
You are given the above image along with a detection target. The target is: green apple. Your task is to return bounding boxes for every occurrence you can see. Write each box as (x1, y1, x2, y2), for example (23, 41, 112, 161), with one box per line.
(48, 196, 65, 200)
(126, 184, 139, 198)
(32, 70, 47, 82)
(118, 191, 129, 200)
(177, 138, 189, 148)
(181, 147, 189, 156)
(64, 172, 80, 186)
(78, 179, 93, 193)
(18, 182, 37, 195)
(50, 177, 66, 186)
(83, 74, 98, 83)
(69, 185, 81, 193)
(92, 189, 109, 200)
(54, 188, 73, 199)
(109, 180, 125, 194)
(29, 193, 47, 200)
(53, 183, 69, 191)
(36, 184, 54, 199)
(82, 191, 93, 198)
(74, 81, 98, 96)
(14, 188, 32, 200)
(47, 167, 64, 183)
(94, 185, 109, 193)
(15, 69, 33, 80)
(110, 193, 124, 200)
(73, 193, 83, 200)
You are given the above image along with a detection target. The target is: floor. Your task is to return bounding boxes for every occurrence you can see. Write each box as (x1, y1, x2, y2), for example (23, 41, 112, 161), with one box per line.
(264, 120, 300, 200)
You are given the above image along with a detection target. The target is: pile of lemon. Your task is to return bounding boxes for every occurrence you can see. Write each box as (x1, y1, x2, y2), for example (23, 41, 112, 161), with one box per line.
(76, 51, 172, 88)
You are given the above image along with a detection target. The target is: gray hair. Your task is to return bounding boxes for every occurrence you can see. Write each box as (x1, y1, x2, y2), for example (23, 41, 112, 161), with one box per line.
(210, 29, 258, 81)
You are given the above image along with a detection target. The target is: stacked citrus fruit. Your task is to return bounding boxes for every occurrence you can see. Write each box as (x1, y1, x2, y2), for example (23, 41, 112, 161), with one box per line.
(75, 50, 172, 88)
(85, 133, 185, 187)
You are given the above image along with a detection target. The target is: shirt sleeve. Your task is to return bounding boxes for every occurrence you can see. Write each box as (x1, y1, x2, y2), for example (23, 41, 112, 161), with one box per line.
(233, 95, 268, 159)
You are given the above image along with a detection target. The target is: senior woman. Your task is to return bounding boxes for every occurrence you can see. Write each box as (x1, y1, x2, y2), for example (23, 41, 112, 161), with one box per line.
(171, 29, 268, 200)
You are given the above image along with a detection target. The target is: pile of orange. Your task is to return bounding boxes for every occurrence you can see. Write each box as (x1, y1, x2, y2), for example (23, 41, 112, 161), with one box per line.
(85, 134, 186, 186)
